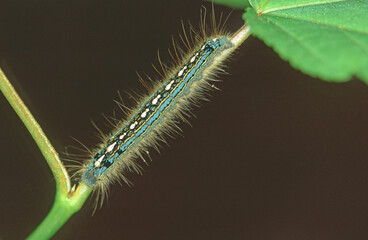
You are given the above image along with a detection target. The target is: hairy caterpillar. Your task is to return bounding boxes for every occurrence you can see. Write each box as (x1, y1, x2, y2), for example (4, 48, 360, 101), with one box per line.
(71, 9, 250, 206)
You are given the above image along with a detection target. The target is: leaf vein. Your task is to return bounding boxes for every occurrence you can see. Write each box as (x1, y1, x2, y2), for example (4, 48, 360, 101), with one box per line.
(265, 16, 327, 65)
(265, 13, 368, 36)
(260, 0, 348, 14)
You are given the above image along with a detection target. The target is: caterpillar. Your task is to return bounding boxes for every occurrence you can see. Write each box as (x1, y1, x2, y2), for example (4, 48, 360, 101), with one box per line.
(71, 9, 250, 207)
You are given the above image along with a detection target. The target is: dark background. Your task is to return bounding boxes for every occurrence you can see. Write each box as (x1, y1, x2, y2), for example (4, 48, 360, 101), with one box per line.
(0, 0, 368, 239)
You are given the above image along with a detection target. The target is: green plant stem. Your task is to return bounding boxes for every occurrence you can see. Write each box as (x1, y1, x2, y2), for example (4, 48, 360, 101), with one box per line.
(0, 68, 70, 194)
(230, 24, 251, 48)
(0, 68, 93, 239)
(27, 183, 92, 240)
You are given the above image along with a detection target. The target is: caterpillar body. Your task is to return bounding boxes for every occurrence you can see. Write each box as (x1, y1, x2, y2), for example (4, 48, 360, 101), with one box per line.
(82, 37, 232, 186)
(73, 12, 250, 205)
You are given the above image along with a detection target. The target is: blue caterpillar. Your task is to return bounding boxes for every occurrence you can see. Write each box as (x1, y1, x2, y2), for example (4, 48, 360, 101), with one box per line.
(80, 36, 234, 196)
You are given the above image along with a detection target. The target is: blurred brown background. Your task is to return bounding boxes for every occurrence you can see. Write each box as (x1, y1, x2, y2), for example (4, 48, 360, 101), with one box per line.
(0, 0, 368, 239)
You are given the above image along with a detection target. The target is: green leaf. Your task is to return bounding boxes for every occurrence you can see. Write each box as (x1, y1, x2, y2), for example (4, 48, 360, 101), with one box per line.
(249, 0, 347, 14)
(209, 0, 251, 9)
(243, 0, 368, 82)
